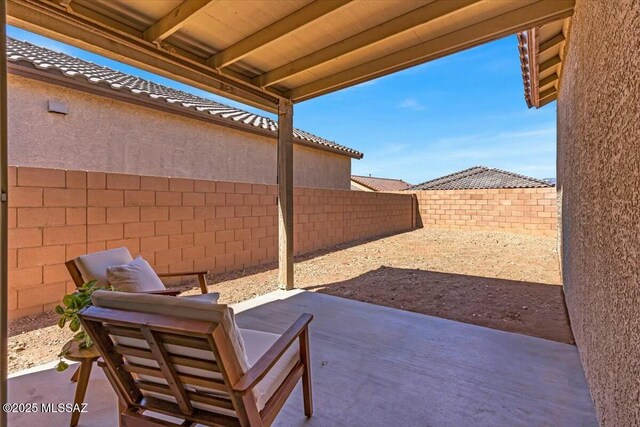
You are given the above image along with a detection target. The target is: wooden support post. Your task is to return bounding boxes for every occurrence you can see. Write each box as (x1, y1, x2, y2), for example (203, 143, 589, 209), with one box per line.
(0, 1, 8, 424)
(277, 99, 294, 290)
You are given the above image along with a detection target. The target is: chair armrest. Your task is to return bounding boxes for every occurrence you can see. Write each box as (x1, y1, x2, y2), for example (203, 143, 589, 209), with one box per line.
(233, 313, 313, 393)
(136, 289, 181, 296)
(157, 270, 209, 278)
(157, 271, 210, 294)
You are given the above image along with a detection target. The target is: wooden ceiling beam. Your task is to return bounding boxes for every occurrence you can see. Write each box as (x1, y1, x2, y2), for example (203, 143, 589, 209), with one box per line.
(253, 0, 481, 88)
(539, 73, 558, 88)
(539, 92, 557, 107)
(143, 0, 216, 44)
(538, 32, 565, 54)
(7, 0, 282, 112)
(207, 0, 351, 70)
(539, 55, 561, 73)
(539, 87, 557, 99)
(288, 0, 574, 102)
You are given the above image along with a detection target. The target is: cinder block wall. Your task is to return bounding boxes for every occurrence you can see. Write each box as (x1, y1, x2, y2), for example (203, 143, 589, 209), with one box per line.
(8, 166, 414, 319)
(557, 0, 640, 425)
(410, 188, 557, 236)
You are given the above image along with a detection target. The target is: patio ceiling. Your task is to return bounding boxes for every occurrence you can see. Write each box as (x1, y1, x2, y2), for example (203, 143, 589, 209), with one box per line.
(7, 0, 575, 112)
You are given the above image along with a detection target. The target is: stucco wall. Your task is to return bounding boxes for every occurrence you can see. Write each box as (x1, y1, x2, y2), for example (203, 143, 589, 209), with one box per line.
(7, 74, 352, 189)
(557, 1, 640, 425)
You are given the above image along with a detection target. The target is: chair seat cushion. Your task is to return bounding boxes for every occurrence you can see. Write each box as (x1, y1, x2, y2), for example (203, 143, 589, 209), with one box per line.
(106, 256, 166, 292)
(75, 247, 133, 286)
(239, 328, 300, 411)
(181, 292, 220, 303)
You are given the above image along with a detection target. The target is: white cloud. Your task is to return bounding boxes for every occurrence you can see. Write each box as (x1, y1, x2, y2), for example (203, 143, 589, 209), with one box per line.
(398, 98, 426, 111)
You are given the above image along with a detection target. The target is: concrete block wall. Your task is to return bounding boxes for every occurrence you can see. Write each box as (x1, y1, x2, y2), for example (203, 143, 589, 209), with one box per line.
(7, 166, 414, 319)
(411, 188, 557, 237)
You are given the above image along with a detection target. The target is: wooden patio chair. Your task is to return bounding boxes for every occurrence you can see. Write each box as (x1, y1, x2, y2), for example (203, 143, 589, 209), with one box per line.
(78, 291, 313, 427)
(65, 247, 216, 300)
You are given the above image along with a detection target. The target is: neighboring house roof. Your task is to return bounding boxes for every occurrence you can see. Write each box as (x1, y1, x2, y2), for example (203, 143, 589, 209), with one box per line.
(406, 166, 554, 190)
(6, 37, 363, 159)
(351, 175, 412, 192)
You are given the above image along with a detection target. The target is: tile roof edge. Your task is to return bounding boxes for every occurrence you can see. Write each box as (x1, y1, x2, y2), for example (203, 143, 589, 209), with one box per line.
(406, 165, 554, 190)
(350, 176, 379, 191)
(405, 166, 487, 190)
(350, 175, 412, 191)
(351, 175, 410, 183)
(6, 37, 364, 160)
(484, 166, 554, 187)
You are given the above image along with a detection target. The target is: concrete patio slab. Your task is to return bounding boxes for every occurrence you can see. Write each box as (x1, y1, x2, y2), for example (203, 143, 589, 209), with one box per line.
(8, 290, 597, 426)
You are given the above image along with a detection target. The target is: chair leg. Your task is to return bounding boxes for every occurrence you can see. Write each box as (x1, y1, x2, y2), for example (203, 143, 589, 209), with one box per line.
(299, 328, 313, 417)
(197, 273, 208, 294)
(70, 365, 81, 383)
(70, 361, 93, 427)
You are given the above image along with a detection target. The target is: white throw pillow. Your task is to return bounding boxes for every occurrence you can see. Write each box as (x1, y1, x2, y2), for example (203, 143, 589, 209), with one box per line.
(106, 256, 166, 292)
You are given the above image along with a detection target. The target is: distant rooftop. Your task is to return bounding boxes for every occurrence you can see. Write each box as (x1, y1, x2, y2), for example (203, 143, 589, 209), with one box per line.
(407, 166, 554, 190)
(6, 37, 363, 159)
(351, 175, 412, 192)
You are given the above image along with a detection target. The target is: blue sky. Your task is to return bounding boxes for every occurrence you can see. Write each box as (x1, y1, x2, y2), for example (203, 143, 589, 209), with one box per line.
(8, 26, 556, 184)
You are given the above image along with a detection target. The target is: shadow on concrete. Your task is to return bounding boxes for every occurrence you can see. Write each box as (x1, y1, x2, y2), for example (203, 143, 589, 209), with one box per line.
(305, 266, 574, 344)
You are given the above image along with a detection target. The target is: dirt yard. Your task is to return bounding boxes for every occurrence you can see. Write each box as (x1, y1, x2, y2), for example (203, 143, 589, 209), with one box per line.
(8, 228, 571, 374)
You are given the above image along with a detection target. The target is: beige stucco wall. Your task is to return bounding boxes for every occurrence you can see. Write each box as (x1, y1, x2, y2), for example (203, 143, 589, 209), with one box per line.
(7, 74, 352, 189)
(557, 1, 640, 425)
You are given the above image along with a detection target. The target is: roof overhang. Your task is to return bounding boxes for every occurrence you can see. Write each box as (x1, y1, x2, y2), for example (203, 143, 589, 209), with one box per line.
(7, 60, 363, 159)
(518, 17, 572, 108)
(8, 0, 574, 113)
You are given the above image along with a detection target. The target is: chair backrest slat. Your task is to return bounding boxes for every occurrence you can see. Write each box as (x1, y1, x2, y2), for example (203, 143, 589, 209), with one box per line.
(137, 380, 235, 411)
(140, 326, 194, 416)
(123, 362, 227, 393)
(114, 344, 221, 373)
(104, 325, 214, 351)
(139, 396, 241, 427)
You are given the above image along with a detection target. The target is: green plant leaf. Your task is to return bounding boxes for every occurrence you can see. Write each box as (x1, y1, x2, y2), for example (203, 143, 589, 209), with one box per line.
(62, 294, 74, 307)
(56, 279, 110, 372)
(55, 360, 69, 372)
(83, 334, 93, 349)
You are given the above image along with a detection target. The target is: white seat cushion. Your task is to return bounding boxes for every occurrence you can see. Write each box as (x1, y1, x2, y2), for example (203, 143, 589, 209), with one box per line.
(240, 328, 300, 411)
(181, 293, 220, 303)
(106, 256, 166, 292)
(75, 247, 133, 286)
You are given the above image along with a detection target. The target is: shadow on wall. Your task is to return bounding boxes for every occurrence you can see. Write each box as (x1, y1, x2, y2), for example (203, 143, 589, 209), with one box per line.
(413, 194, 424, 229)
(306, 267, 574, 344)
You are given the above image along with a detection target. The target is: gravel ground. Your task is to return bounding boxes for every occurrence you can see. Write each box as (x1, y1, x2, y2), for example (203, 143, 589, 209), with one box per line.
(8, 228, 570, 374)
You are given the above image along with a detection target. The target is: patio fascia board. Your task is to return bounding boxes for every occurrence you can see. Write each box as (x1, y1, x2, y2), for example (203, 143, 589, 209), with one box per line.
(7, 62, 363, 160)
